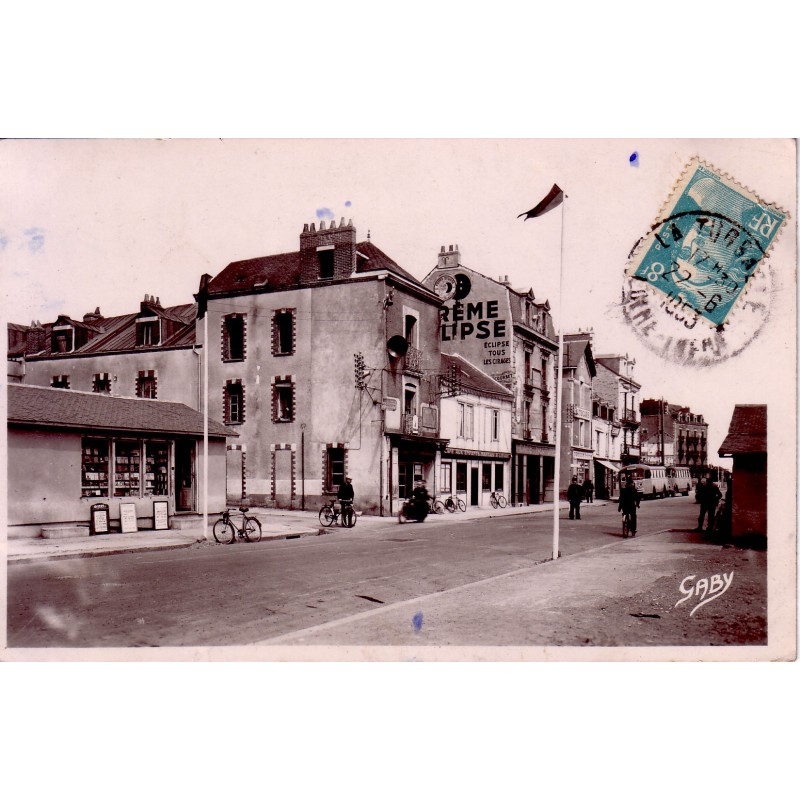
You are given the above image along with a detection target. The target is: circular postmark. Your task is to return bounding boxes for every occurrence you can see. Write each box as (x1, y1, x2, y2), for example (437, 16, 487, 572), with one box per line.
(622, 210, 774, 367)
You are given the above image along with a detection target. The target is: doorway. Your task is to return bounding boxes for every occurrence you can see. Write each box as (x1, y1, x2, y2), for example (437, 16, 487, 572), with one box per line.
(470, 467, 479, 506)
(175, 440, 196, 511)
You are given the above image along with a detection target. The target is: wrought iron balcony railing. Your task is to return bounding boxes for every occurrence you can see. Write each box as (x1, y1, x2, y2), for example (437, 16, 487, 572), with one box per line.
(403, 344, 422, 374)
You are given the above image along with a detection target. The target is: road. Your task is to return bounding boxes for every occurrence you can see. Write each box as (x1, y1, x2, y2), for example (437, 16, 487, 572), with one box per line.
(6, 496, 766, 648)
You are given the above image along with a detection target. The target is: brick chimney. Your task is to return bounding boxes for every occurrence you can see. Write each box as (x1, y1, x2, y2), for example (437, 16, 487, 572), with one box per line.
(83, 307, 104, 325)
(25, 320, 46, 355)
(299, 218, 357, 283)
(437, 244, 461, 269)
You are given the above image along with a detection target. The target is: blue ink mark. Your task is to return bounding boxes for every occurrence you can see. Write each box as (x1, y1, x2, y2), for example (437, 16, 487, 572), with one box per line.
(315, 207, 335, 220)
(0, 230, 9, 251)
(344, 200, 352, 207)
(23, 227, 45, 253)
(412, 612, 423, 632)
(629, 151, 639, 167)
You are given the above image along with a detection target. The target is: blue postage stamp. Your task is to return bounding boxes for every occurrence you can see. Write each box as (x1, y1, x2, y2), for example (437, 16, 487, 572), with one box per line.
(627, 158, 788, 329)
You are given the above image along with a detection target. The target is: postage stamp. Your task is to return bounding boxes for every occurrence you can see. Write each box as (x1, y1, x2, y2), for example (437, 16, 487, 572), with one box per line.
(627, 157, 788, 330)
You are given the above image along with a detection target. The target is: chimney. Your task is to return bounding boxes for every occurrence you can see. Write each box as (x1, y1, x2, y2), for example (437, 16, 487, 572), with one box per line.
(25, 319, 47, 355)
(299, 218, 357, 284)
(437, 243, 461, 269)
(83, 306, 104, 325)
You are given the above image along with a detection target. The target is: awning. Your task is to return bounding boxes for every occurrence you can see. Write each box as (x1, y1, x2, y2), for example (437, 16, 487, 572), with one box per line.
(595, 459, 621, 472)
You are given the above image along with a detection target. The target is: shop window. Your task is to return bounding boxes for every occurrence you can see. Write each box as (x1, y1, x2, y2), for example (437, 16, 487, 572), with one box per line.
(273, 379, 294, 423)
(136, 317, 161, 347)
(224, 381, 245, 425)
(222, 314, 246, 361)
(318, 246, 335, 279)
(494, 463, 504, 492)
(144, 441, 169, 496)
(114, 441, 141, 497)
(482, 464, 491, 492)
(325, 446, 346, 492)
(93, 373, 111, 394)
(136, 371, 157, 399)
(273, 310, 295, 356)
(81, 438, 109, 497)
(440, 462, 452, 494)
(51, 375, 70, 389)
(455, 462, 467, 493)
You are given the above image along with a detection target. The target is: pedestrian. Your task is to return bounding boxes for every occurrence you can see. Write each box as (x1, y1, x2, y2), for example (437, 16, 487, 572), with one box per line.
(694, 476, 722, 532)
(567, 476, 583, 520)
(582, 476, 594, 503)
(337, 476, 355, 524)
(618, 475, 640, 534)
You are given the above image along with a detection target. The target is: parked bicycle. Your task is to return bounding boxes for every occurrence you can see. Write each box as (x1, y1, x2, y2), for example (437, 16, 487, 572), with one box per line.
(429, 496, 446, 514)
(319, 499, 357, 528)
(213, 506, 263, 544)
(489, 491, 507, 509)
(621, 510, 636, 539)
(444, 495, 466, 513)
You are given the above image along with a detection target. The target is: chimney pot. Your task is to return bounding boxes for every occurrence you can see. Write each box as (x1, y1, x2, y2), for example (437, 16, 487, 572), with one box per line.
(320, 220, 326, 230)
(440, 246, 445, 253)
(340, 217, 345, 227)
(310, 223, 316, 232)
(303, 223, 309, 233)
(348, 218, 353, 227)
(449, 245, 454, 252)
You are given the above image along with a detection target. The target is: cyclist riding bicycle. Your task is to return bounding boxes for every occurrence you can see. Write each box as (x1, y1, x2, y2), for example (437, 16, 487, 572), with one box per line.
(618, 475, 640, 534)
(411, 480, 431, 518)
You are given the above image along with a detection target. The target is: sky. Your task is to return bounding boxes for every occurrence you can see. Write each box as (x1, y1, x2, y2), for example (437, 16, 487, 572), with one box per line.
(2, 138, 796, 464)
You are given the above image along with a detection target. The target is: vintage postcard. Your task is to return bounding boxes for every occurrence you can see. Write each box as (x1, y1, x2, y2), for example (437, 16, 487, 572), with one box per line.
(2, 138, 796, 661)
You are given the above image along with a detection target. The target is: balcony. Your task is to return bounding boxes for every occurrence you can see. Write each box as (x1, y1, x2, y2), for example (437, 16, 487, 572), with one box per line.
(621, 410, 640, 427)
(401, 413, 420, 435)
(402, 345, 422, 374)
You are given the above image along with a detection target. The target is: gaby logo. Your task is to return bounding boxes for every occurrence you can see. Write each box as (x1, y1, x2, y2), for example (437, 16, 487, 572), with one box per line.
(675, 572, 734, 616)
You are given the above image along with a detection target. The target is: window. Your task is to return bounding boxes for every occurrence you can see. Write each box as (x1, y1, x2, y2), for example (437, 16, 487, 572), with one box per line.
(273, 378, 294, 422)
(404, 383, 417, 416)
(490, 409, 499, 441)
(51, 375, 70, 389)
(51, 326, 74, 353)
(494, 463, 504, 492)
(455, 462, 467, 493)
(325, 446, 345, 492)
(136, 317, 161, 347)
(440, 462, 452, 494)
(144, 441, 169, 496)
(224, 381, 245, 424)
(114, 441, 141, 497)
(524, 351, 531, 385)
(318, 246, 335, 279)
(541, 401, 548, 440)
(458, 402, 474, 439)
(273, 310, 295, 356)
(578, 420, 585, 447)
(93, 373, 111, 393)
(405, 314, 417, 347)
(222, 314, 246, 361)
(81, 438, 109, 497)
(136, 371, 157, 399)
(541, 356, 549, 386)
(482, 464, 491, 492)
(524, 400, 532, 434)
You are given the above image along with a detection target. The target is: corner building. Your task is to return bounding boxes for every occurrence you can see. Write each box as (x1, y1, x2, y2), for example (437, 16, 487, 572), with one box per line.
(422, 246, 558, 504)
(203, 219, 446, 515)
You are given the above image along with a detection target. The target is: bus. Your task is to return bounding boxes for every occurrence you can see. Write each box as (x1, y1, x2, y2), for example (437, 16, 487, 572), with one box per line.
(619, 464, 669, 499)
(666, 466, 693, 496)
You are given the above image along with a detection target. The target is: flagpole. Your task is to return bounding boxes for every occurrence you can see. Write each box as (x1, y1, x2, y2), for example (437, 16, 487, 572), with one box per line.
(552, 197, 566, 561)
(203, 308, 209, 540)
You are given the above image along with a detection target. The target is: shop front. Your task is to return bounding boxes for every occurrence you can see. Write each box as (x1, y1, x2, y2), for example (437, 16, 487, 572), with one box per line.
(441, 447, 510, 508)
(512, 441, 555, 504)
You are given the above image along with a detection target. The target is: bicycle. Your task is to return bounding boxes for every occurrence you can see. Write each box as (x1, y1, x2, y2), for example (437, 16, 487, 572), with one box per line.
(489, 491, 507, 509)
(429, 497, 446, 514)
(213, 506, 263, 544)
(444, 495, 466, 513)
(319, 500, 357, 528)
(621, 510, 636, 539)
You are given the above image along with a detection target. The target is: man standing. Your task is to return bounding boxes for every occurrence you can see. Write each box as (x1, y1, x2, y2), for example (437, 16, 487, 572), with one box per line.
(618, 476, 640, 534)
(567, 476, 583, 520)
(582, 476, 594, 503)
(694, 476, 722, 532)
(337, 476, 355, 526)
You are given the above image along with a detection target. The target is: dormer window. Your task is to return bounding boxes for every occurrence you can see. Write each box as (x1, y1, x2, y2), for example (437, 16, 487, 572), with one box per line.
(136, 316, 161, 347)
(318, 245, 335, 279)
(52, 325, 74, 353)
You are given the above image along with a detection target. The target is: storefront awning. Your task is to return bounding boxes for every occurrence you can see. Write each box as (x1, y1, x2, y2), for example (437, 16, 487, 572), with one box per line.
(595, 459, 621, 472)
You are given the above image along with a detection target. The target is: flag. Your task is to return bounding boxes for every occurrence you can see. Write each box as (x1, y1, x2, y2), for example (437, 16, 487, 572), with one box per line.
(518, 184, 564, 220)
(195, 273, 212, 320)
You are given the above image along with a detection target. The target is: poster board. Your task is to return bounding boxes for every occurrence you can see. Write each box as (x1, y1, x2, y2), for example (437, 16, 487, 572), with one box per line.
(90, 503, 109, 535)
(153, 501, 169, 531)
(119, 503, 138, 533)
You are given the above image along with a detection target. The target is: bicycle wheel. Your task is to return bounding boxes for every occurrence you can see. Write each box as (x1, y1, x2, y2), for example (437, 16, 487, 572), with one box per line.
(622, 516, 629, 538)
(244, 516, 262, 542)
(498, 494, 507, 508)
(445, 498, 456, 513)
(342, 506, 357, 528)
(432, 500, 446, 515)
(319, 506, 335, 526)
(490, 495, 499, 509)
(213, 519, 235, 544)
(456, 498, 466, 512)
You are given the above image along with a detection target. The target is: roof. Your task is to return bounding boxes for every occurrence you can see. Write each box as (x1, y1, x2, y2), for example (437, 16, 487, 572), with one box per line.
(442, 353, 513, 399)
(208, 240, 427, 295)
(563, 333, 596, 376)
(7, 384, 236, 439)
(719, 405, 767, 455)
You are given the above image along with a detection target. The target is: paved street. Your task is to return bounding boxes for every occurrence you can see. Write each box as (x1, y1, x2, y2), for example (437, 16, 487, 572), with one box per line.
(6, 496, 766, 649)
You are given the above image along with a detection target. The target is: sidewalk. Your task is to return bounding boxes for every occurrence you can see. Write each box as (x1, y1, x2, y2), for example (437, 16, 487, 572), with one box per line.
(6, 500, 608, 564)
